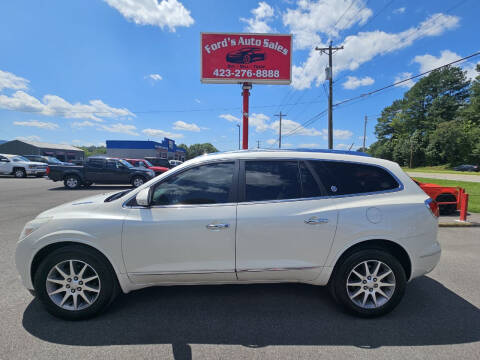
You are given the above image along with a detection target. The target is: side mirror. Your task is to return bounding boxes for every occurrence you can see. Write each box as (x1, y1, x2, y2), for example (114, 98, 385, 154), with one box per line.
(135, 187, 151, 207)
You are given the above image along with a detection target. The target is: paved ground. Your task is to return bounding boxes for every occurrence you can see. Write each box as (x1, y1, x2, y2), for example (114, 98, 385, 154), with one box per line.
(407, 171, 480, 183)
(1, 176, 479, 359)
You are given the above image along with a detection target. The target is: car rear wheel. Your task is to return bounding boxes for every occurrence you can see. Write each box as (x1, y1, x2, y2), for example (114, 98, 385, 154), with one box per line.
(131, 176, 145, 188)
(64, 175, 81, 189)
(33, 245, 118, 320)
(14, 168, 26, 178)
(330, 249, 406, 317)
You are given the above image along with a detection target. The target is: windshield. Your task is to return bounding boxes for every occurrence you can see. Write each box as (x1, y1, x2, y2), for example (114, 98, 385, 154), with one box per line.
(119, 159, 133, 168)
(46, 156, 62, 163)
(143, 159, 153, 167)
(13, 156, 29, 162)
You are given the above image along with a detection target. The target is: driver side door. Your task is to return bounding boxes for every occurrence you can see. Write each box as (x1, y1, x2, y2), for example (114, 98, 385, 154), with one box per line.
(122, 161, 238, 284)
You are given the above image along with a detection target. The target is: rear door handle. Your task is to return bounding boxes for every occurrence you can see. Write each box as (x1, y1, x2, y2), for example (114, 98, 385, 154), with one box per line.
(304, 217, 329, 225)
(206, 223, 230, 230)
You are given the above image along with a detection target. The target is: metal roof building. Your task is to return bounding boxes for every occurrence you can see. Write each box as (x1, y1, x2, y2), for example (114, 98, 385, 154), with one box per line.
(0, 140, 84, 161)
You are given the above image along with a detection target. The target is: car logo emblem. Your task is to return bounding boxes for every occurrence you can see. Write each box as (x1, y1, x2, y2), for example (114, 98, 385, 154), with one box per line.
(330, 185, 338, 193)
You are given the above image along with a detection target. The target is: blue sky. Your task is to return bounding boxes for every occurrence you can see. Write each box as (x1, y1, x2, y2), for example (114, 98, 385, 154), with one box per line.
(0, 0, 479, 151)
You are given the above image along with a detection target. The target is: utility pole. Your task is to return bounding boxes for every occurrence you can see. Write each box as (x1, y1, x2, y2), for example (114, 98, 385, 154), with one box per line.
(363, 115, 367, 152)
(274, 111, 286, 149)
(236, 124, 240, 150)
(257, 140, 260, 149)
(315, 41, 344, 149)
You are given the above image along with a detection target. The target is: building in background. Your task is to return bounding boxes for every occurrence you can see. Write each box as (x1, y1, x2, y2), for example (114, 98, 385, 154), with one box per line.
(106, 138, 186, 161)
(0, 139, 84, 161)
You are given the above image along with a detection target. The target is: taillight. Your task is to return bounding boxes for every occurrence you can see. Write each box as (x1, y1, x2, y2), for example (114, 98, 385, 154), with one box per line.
(46, 166, 50, 175)
(425, 198, 439, 217)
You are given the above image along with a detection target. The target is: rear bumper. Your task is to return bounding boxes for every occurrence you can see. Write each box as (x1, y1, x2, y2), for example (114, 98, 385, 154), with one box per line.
(410, 240, 441, 280)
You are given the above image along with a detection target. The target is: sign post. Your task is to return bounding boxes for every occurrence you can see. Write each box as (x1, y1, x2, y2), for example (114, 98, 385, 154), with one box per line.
(201, 32, 292, 149)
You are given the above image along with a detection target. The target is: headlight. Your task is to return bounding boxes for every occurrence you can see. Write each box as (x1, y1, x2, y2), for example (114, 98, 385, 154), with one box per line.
(28, 165, 35, 169)
(19, 217, 52, 241)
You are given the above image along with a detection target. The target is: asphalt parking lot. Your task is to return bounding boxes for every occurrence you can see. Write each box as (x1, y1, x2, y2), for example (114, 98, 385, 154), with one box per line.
(1, 176, 479, 359)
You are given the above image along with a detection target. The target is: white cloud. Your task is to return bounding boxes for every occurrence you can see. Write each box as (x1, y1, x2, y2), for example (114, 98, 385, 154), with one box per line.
(335, 143, 351, 150)
(283, 0, 372, 50)
(394, 72, 415, 89)
(342, 76, 374, 89)
(219, 113, 241, 123)
(173, 120, 200, 132)
(142, 128, 184, 139)
(271, 118, 322, 136)
(413, 50, 461, 73)
(318, 128, 353, 140)
(290, 13, 459, 89)
(266, 138, 277, 145)
(100, 123, 139, 136)
(0, 70, 29, 91)
(72, 120, 96, 128)
(241, 1, 275, 33)
(16, 135, 41, 142)
(146, 73, 163, 81)
(393, 7, 406, 14)
(104, 0, 194, 31)
(463, 61, 480, 80)
(299, 143, 321, 148)
(13, 120, 59, 130)
(249, 113, 271, 132)
(0, 90, 134, 122)
(194, 98, 201, 104)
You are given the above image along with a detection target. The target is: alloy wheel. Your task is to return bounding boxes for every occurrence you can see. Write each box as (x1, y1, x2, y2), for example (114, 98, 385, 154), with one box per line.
(45, 259, 101, 311)
(346, 260, 396, 309)
(133, 177, 144, 187)
(66, 177, 78, 188)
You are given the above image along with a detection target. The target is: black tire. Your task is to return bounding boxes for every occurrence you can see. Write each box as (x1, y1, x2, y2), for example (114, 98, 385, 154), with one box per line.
(13, 168, 26, 178)
(330, 249, 406, 317)
(64, 175, 81, 189)
(436, 194, 457, 215)
(131, 176, 146, 188)
(33, 245, 118, 320)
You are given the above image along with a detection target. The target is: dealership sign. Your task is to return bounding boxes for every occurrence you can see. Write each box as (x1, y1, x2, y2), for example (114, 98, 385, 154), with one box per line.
(201, 32, 292, 84)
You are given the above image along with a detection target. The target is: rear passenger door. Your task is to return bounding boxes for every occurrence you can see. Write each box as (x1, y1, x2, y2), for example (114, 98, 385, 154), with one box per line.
(236, 160, 338, 281)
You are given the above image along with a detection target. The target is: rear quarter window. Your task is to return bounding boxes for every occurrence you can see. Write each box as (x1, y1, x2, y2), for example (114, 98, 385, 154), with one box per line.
(308, 160, 400, 196)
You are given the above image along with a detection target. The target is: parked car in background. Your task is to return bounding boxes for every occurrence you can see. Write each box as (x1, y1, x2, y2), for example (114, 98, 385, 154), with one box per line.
(24, 155, 73, 166)
(145, 157, 171, 168)
(0, 154, 47, 178)
(169, 159, 183, 167)
(124, 158, 169, 175)
(412, 179, 460, 215)
(453, 164, 479, 172)
(47, 156, 155, 189)
(16, 150, 441, 320)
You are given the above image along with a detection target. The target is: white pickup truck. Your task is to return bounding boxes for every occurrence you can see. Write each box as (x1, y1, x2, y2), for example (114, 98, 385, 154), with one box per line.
(0, 153, 48, 178)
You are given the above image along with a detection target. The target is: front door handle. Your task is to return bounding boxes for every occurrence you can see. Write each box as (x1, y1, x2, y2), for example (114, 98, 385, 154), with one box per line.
(304, 217, 329, 225)
(206, 223, 230, 230)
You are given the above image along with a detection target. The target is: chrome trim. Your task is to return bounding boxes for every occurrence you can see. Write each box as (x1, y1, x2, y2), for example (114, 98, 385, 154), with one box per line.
(206, 223, 230, 230)
(237, 266, 321, 273)
(304, 217, 329, 225)
(130, 269, 235, 275)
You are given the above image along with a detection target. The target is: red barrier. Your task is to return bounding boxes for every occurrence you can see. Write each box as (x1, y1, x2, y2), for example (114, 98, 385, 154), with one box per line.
(459, 193, 469, 221)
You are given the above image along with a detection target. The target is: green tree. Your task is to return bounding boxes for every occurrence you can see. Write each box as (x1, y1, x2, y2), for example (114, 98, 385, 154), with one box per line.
(78, 145, 106, 157)
(180, 143, 219, 160)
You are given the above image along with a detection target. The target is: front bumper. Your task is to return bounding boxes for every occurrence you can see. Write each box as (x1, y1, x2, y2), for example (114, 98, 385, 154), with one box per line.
(26, 169, 47, 175)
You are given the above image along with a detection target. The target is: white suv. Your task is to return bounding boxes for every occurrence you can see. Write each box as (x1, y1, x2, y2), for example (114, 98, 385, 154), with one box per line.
(15, 150, 441, 319)
(0, 153, 48, 178)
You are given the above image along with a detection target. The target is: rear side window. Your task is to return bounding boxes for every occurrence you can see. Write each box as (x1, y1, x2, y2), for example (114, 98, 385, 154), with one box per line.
(245, 161, 300, 202)
(88, 159, 104, 168)
(308, 160, 400, 195)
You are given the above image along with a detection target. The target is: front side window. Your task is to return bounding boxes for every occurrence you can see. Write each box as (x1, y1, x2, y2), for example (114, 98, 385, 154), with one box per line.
(151, 162, 234, 206)
(308, 160, 400, 195)
(245, 161, 300, 202)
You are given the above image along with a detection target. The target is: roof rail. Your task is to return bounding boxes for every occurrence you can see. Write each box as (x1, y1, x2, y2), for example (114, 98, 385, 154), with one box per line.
(204, 148, 371, 157)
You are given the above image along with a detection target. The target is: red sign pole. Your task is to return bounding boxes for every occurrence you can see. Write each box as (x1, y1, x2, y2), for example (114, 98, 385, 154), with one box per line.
(242, 83, 251, 149)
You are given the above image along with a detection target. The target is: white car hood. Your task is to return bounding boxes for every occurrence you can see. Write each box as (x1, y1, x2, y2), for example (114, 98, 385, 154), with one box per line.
(37, 192, 116, 218)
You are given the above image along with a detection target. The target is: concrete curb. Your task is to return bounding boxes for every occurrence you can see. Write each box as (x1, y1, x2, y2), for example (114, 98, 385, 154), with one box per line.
(439, 221, 480, 227)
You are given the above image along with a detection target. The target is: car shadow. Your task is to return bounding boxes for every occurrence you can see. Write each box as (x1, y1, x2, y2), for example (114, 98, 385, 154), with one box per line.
(22, 277, 479, 354)
(48, 185, 132, 191)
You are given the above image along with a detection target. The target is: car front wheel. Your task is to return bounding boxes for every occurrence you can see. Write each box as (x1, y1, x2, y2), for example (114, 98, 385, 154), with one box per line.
(64, 175, 81, 189)
(330, 249, 406, 317)
(14, 168, 26, 178)
(33, 245, 118, 320)
(131, 176, 145, 188)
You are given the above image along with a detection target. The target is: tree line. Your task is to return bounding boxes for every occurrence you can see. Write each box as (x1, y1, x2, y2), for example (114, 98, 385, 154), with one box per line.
(368, 64, 480, 167)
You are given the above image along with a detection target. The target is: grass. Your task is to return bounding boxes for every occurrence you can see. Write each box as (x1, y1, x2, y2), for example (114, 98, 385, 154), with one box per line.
(402, 165, 480, 176)
(413, 177, 480, 213)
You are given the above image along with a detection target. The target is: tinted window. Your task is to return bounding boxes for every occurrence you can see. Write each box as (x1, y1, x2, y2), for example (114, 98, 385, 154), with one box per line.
(299, 161, 323, 197)
(151, 162, 234, 205)
(106, 160, 118, 169)
(88, 159, 104, 168)
(308, 160, 400, 195)
(245, 161, 300, 202)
